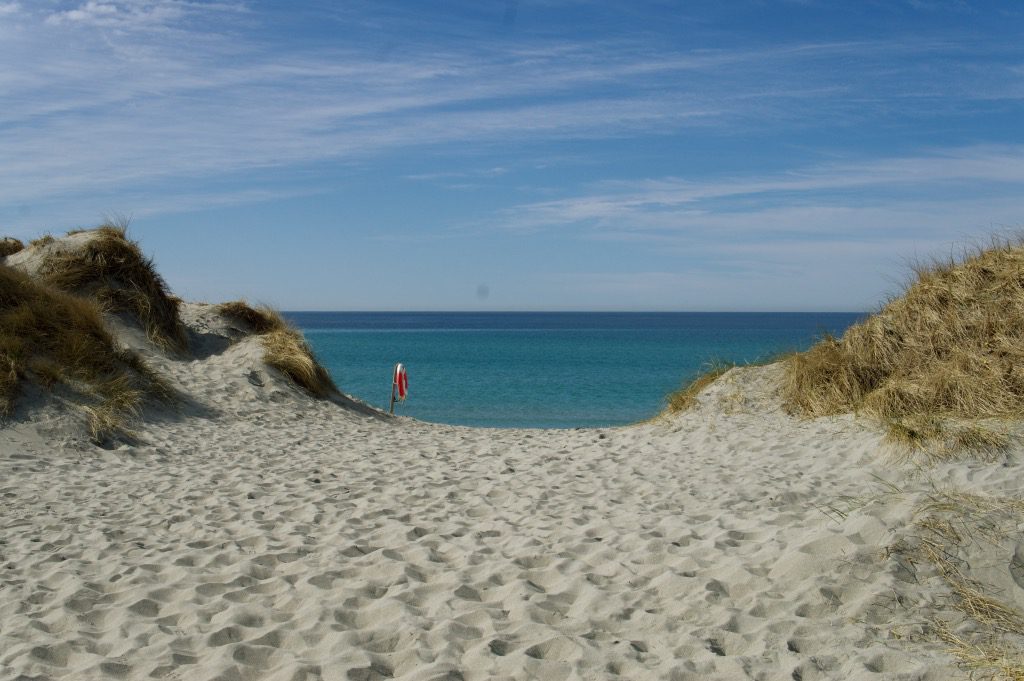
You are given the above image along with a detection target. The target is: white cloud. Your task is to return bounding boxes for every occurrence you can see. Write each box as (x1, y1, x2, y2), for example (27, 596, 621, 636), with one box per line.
(3, 2, 1022, 224)
(486, 149, 1024, 309)
(42, 1, 244, 29)
(46, 1, 173, 27)
(497, 146, 1024, 235)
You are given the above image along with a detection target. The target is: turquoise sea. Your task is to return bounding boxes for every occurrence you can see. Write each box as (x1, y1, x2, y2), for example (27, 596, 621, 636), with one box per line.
(288, 312, 863, 429)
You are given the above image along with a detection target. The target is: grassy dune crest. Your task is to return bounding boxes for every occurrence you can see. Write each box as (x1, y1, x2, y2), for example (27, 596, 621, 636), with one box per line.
(664, 361, 736, 414)
(663, 352, 791, 416)
(217, 301, 338, 398)
(783, 240, 1024, 449)
(0, 237, 24, 257)
(0, 264, 173, 440)
(40, 224, 188, 351)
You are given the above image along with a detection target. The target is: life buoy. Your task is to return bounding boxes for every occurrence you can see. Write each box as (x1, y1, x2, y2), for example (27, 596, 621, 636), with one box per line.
(394, 363, 408, 401)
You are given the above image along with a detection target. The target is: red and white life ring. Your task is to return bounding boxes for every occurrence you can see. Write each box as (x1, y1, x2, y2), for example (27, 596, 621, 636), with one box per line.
(393, 363, 408, 401)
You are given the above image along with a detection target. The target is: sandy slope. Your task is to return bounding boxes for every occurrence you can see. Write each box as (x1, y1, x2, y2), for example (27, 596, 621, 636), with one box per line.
(1, 305, 1020, 680)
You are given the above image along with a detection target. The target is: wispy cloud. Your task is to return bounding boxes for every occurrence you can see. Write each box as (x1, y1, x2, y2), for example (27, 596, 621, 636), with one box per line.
(490, 145, 1024, 306)
(42, 0, 245, 29)
(405, 167, 508, 182)
(3, 2, 1021, 218)
(498, 145, 1024, 234)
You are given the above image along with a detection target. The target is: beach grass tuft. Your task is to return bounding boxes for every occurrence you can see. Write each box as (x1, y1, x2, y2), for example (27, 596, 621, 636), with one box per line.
(0, 263, 174, 441)
(0, 238, 24, 257)
(933, 622, 1024, 681)
(39, 223, 188, 351)
(217, 300, 287, 334)
(883, 415, 945, 450)
(891, 489, 1024, 680)
(217, 300, 338, 398)
(263, 328, 338, 398)
(884, 417, 1010, 462)
(783, 237, 1024, 453)
(664, 361, 736, 413)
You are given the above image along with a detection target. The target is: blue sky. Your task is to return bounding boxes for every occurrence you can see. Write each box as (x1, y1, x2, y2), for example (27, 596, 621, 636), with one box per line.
(2, 1, 1023, 311)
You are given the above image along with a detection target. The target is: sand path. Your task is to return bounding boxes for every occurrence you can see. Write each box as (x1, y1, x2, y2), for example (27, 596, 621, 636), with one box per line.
(0, 361, 988, 680)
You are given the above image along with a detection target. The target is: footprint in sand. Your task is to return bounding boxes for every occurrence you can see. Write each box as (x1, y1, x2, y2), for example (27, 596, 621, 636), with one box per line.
(524, 636, 581, 662)
(1010, 544, 1024, 589)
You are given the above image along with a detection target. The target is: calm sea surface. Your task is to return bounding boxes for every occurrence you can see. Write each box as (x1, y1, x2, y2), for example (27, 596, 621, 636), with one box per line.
(287, 312, 863, 429)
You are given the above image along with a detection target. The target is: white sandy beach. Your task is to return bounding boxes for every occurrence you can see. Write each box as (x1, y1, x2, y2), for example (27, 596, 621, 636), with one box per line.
(4, 294, 1020, 680)
(4, 0, 1023, 676)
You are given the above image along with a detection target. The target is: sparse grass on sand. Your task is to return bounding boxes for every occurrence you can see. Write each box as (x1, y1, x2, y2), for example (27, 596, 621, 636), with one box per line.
(890, 490, 1024, 680)
(0, 237, 24, 257)
(783, 238, 1024, 454)
(39, 223, 188, 351)
(883, 416, 1010, 461)
(664, 361, 736, 413)
(663, 352, 794, 416)
(0, 264, 173, 441)
(217, 301, 338, 398)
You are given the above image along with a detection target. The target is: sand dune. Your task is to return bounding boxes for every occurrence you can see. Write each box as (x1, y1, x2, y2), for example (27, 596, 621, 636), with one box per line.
(2, 232, 1023, 680)
(4, 351, 1001, 680)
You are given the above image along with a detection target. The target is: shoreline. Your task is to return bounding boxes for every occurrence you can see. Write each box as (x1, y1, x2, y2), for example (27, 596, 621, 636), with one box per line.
(296, 310, 863, 430)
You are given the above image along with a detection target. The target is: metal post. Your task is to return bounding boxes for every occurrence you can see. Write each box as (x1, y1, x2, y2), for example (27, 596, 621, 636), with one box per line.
(389, 364, 397, 415)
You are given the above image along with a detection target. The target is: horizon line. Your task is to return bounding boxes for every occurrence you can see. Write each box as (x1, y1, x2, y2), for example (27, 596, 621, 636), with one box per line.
(280, 309, 869, 314)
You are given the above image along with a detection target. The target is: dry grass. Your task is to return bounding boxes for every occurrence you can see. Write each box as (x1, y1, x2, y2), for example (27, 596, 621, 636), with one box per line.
(664, 361, 736, 413)
(919, 537, 1024, 632)
(884, 415, 945, 450)
(890, 489, 1024, 679)
(216, 300, 287, 334)
(784, 238, 1024, 453)
(0, 264, 174, 441)
(884, 418, 1010, 461)
(934, 622, 1024, 681)
(263, 329, 338, 398)
(29, 234, 55, 248)
(951, 424, 1011, 458)
(0, 237, 24, 257)
(217, 300, 337, 398)
(39, 224, 187, 351)
(815, 476, 905, 524)
(916, 490, 1024, 546)
(663, 352, 794, 416)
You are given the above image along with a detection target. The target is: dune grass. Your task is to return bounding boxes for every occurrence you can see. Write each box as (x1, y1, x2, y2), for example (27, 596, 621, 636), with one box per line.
(0, 263, 173, 441)
(783, 238, 1024, 453)
(217, 300, 286, 335)
(0, 238, 24, 257)
(933, 623, 1024, 681)
(217, 301, 338, 398)
(892, 490, 1024, 680)
(663, 351, 796, 416)
(881, 416, 1011, 461)
(664, 361, 736, 413)
(39, 224, 188, 351)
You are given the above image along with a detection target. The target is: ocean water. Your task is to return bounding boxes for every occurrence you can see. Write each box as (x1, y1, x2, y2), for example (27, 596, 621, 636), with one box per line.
(288, 312, 863, 429)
